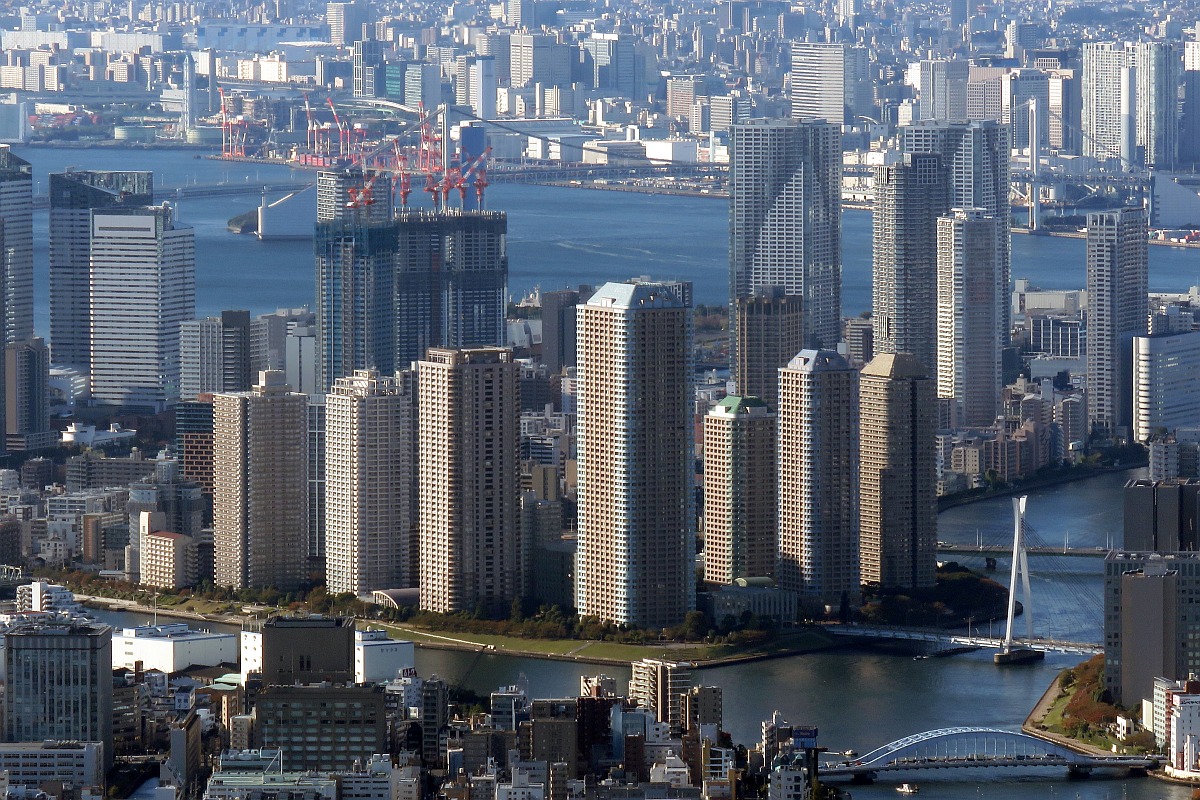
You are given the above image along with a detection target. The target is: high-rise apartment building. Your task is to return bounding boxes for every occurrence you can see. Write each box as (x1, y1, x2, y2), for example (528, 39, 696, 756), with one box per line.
(175, 396, 214, 522)
(1086, 208, 1148, 439)
(872, 152, 947, 372)
(777, 350, 859, 608)
(729, 119, 840, 349)
(732, 290, 804, 410)
(89, 205, 195, 412)
(3, 619, 113, 767)
(48, 171, 153, 370)
(126, 460, 204, 567)
(0, 146, 32, 347)
(628, 659, 693, 735)
(394, 210, 508, 367)
(326, 370, 415, 596)
(790, 42, 868, 124)
(213, 371, 309, 591)
(899, 120, 1011, 347)
(703, 396, 776, 585)
(858, 354, 938, 590)
(1082, 42, 1131, 166)
(936, 209, 1001, 428)
(179, 310, 252, 400)
(316, 201, 508, 389)
(575, 283, 694, 627)
(4, 337, 52, 452)
(1083, 42, 1178, 169)
(418, 348, 521, 615)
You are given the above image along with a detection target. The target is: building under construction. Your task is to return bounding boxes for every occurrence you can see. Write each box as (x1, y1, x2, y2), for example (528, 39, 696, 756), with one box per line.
(315, 165, 508, 389)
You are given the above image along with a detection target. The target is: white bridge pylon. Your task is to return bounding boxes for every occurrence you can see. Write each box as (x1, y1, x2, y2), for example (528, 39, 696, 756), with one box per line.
(1002, 495, 1034, 652)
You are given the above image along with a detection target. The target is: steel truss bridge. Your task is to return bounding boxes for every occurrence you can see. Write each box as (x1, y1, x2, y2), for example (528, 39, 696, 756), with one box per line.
(819, 728, 1156, 782)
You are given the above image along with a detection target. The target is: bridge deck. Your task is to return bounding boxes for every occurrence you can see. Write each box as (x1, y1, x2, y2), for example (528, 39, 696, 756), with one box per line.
(828, 624, 1102, 655)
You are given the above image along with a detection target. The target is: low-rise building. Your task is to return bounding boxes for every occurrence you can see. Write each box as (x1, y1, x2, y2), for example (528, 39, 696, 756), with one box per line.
(112, 624, 238, 673)
(354, 628, 416, 684)
(141, 531, 198, 590)
(0, 741, 104, 789)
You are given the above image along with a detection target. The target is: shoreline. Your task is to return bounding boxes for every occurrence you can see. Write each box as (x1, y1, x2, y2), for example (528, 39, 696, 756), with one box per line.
(937, 463, 1145, 512)
(77, 594, 840, 669)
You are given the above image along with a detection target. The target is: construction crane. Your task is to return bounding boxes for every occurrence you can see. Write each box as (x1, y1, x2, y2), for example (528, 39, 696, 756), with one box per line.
(327, 97, 349, 160)
(346, 170, 381, 210)
(302, 93, 316, 152)
(456, 147, 493, 206)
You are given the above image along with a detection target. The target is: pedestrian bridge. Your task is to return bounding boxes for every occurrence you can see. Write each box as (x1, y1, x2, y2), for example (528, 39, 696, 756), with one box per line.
(819, 728, 1157, 781)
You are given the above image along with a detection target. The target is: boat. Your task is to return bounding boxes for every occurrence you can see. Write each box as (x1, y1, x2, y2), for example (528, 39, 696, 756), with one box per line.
(896, 785, 919, 795)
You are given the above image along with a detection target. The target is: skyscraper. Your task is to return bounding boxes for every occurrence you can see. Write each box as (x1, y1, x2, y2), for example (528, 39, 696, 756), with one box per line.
(729, 119, 840, 349)
(326, 0, 367, 46)
(916, 59, 969, 121)
(178, 310, 252, 400)
(872, 152, 947, 372)
(858, 353, 938, 590)
(1082, 43, 1130, 166)
(394, 210, 508, 367)
(315, 196, 508, 389)
(418, 348, 521, 615)
(89, 204, 195, 412)
(936, 209, 1001, 428)
(575, 283, 694, 627)
(777, 350, 859, 608)
(49, 170, 153, 371)
(732, 290, 804, 410)
(1086, 208, 1148, 440)
(0, 146, 32, 347)
(899, 120, 1011, 347)
(3, 619, 113, 767)
(703, 396, 777, 585)
(326, 369, 415, 596)
(4, 337, 52, 452)
(213, 371, 309, 591)
(790, 42, 869, 124)
(1134, 42, 1180, 170)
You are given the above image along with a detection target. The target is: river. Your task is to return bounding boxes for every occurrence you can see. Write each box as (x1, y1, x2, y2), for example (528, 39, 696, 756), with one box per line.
(12, 145, 1200, 337)
(90, 470, 1178, 798)
(29, 146, 1191, 797)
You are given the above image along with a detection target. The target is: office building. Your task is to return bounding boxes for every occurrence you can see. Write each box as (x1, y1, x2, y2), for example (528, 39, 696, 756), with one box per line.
(777, 350, 859, 608)
(256, 685, 387, 772)
(1104, 551, 1200, 706)
(789, 42, 868, 125)
(703, 396, 776, 585)
(0, 146, 32, 347)
(3, 619, 113, 767)
(4, 336, 53, 452)
(241, 616, 354, 685)
(732, 290, 804, 410)
(1048, 70, 1081, 154)
(48, 170, 153, 371)
(937, 209, 1001, 428)
(0, 741, 104, 790)
(179, 311, 252, 400)
(418, 349, 521, 615)
(352, 39, 384, 99)
(916, 59, 968, 121)
(858, 354, 938, 589)
(872, 152, 947, 372)
(899, 121, 1011, 345)
(326, 1, 367, 46)
(326, 370, 415, 596)
(1133, 332, 1200, 442)
(575, 283, 694, 627)
(354, 629, 415, 684)
(89, 204, 195, 411)
(1124, 479, 1200, 552)
(1086, 208, 1148, 439)
(729, 119, 840, 349)
(213, 371, 308, 591)
(510, 33, 570, 89)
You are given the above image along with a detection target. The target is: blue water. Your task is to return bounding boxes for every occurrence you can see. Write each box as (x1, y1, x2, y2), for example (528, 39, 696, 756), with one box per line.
(14, 146, 1200, 338)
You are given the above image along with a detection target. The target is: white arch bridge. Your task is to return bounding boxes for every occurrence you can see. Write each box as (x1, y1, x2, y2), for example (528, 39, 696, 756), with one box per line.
(818, 728, 1157, 782)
